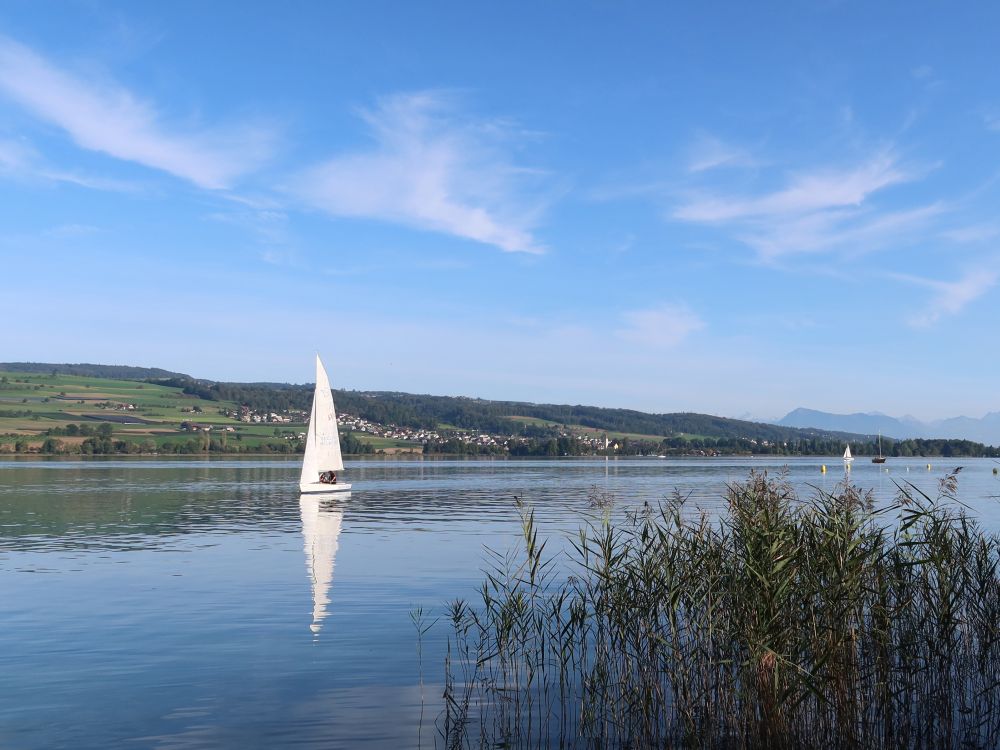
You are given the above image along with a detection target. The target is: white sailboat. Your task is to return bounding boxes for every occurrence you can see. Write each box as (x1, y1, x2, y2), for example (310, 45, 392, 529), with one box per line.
(843, 444, 854, 464)
(299, 355, 352, 493)
(299, 494, 343, 635)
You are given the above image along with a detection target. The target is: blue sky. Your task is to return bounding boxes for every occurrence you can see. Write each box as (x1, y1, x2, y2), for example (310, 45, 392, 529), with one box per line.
(2, 1, 999, 421)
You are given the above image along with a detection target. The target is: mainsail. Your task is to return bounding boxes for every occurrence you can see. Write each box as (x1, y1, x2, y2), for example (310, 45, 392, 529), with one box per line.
(299, 355, 344, 487)
(843, 444, 853, 461)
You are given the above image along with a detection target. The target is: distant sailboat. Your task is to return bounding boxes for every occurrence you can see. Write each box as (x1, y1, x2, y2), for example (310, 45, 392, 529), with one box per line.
(299, 355, 352, 493)
(299, 495, 343, 635)
(843, 444, 854, 465)
(872, 432, 887, 464)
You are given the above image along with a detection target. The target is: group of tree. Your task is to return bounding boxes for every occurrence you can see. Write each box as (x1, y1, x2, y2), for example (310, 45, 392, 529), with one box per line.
(45, 422, 113, 438)
(339, 431, 375, 455)
(420, 433, 1000, 458)
(155, 377, 314, 415)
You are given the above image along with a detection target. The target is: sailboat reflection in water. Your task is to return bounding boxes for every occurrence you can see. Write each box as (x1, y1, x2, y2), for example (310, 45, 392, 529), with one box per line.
(299, 494, 345, 635)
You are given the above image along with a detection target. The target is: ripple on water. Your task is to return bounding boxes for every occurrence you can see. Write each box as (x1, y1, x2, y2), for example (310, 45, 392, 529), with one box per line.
(1, 456, 999, 749)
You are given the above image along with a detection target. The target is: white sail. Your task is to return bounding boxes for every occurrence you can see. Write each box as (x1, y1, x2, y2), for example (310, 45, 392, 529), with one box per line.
(843, 444, 853, 461)
(299, 355, 344, 487)
(299, 495, 343, 635)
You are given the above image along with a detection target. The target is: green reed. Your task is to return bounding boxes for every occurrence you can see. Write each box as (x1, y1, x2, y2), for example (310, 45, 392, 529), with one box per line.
(441, 470, 1000, 749)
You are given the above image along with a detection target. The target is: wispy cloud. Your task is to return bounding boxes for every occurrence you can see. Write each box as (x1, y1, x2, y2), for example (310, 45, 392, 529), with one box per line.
(741, 203, 943, 260)
(0, 35, 275, 189)
(610, 233, 636, 255)
(891, 269, 998, 326)
(42, 223, 101, 238)
(940, 223, 1000, 244)
(38, 167, 142, 192)
(672, 150, 936, 260)
(207, 208, 289, 246)
(0, 135, 141, 191)
(984, 109, 1000, 133)
(0, 137, 33, 171)
(617, 304, 705, 348)
(675, 151, 911, 222)
(910, 64, 943, 91)
(291, 91, 547, 253)
(687, 133, 760, 173)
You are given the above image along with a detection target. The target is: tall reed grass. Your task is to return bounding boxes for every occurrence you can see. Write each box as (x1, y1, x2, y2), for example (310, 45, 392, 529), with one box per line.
(441, 470, 1000, 748)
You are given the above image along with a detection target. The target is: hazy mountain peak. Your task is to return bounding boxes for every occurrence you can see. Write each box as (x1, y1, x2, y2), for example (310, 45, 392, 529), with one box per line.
(779, 407, 1000, 446)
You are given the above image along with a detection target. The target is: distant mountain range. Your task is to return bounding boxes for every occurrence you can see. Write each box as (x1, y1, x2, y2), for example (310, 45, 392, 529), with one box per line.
(778, 408, 1000, 447)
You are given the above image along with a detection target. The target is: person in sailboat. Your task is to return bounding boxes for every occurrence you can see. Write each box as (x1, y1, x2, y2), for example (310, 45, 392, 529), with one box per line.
(319, 470, 337, 484)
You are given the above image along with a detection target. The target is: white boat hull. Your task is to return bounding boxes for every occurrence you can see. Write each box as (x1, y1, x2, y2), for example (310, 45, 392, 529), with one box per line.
(300, 482, 352, 494)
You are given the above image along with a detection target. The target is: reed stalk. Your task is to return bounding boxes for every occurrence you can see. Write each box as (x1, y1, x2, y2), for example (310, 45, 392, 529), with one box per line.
(441, 469, 1000, 749)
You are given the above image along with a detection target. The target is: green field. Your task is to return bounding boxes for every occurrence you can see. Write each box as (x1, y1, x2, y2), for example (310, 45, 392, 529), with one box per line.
(0, 371, 415, 455)
(506, 415, 669, 442)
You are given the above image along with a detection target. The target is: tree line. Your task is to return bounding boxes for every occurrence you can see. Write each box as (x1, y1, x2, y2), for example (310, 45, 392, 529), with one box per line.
(421, 434, 1000, 458)
(151, 377, 877, 445)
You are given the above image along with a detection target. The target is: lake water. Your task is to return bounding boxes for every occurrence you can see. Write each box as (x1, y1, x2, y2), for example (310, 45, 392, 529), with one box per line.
(2, 456, 999, 748)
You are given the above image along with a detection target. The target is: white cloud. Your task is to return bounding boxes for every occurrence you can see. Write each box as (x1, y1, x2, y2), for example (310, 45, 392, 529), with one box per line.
(940, 223, 1000, 244)
(617, 304, 705, 348)
(42, 223, 101, 238)
(611, 233, 636, 254)
(0, 35, 274, 189)
(741, 203, 942, 260)
(0, 136, 33, 170)
(0, 135, 141, 191)
(39, 167, 142, 192)
(672, 150, 936, 260)
(892, 269, 999, 326)
(984, 110, 1000, 133)
(675, 152, 910, 223)
(207, 207, 289, 246)
(687, 133, 760, 173)
(291, 92, 546, 254)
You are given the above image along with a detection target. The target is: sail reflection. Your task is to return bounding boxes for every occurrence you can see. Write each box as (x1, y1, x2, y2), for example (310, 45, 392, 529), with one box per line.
(299, 493, 346, 636)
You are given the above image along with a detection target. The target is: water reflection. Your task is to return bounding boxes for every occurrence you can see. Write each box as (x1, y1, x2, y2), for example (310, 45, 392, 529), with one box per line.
(1, 457, 999, 749)
(299, 494, 345, 636)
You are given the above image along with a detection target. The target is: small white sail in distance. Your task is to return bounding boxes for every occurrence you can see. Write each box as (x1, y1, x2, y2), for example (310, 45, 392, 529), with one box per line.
(843, 444, 854, 462)
(299, 355, 350, 493)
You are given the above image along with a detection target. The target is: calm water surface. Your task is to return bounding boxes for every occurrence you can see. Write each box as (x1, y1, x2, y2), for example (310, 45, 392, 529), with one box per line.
(2, 456, 999, 748)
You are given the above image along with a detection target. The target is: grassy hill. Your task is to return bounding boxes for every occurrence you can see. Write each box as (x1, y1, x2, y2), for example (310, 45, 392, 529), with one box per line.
(0, 362, 191, 380)
(2, 365, 996, 457)
(0, 371, 417, 455)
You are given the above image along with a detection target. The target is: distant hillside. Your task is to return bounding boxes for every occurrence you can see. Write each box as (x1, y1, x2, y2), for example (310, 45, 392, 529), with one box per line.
(0, 364, 895, 446)
(0, 362, 920, 446)
(161, 380, 873, 446)
(778, 408, 1000, 446)
(9, 365, 995, 447)
(0, 362, 191, 380)
(3, 363, 997, 457)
